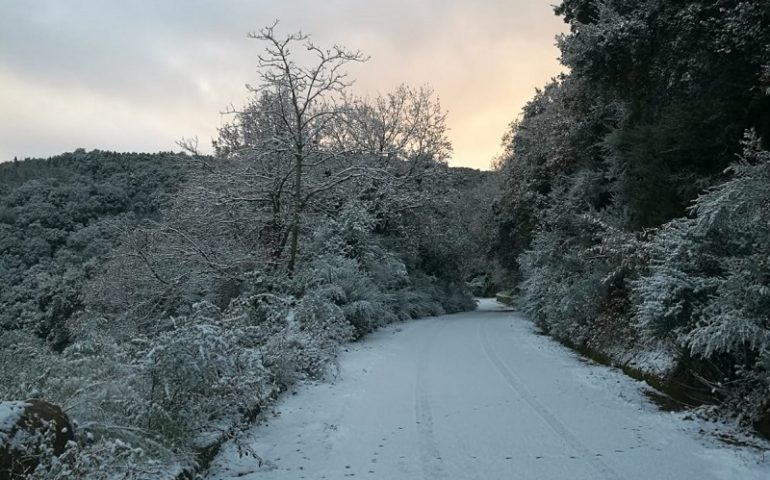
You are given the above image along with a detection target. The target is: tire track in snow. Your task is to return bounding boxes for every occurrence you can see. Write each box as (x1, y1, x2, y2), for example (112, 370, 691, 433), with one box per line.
(479, 319, 624, 480)
(414, 319, 447, 480)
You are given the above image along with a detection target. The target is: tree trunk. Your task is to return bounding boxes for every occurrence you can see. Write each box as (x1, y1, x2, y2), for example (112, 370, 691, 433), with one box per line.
(287, 150, 302, 273)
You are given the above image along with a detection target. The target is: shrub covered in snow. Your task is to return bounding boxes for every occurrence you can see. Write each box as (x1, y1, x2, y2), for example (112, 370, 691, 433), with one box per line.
(511, 133, 770, 430)
(633, 134, 770, 424)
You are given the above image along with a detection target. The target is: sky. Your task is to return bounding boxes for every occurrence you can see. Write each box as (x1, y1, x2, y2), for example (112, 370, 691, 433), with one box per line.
(0, 1, 567, 170)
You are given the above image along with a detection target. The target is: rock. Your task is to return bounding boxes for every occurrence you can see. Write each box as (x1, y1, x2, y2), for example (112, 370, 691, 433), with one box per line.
(0, 400, 74, 479)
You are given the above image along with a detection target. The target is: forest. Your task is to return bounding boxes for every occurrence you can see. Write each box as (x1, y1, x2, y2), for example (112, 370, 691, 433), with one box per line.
(492, 0, 770, 440)
(0, 25, 497, 479)
(1, 1, 770, 478)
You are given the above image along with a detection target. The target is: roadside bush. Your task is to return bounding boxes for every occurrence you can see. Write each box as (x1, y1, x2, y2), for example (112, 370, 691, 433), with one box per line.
(633, 134, 770, 425)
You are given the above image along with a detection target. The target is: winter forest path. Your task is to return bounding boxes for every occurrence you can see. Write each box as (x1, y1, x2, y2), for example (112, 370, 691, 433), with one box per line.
(206, 299, 770, 480)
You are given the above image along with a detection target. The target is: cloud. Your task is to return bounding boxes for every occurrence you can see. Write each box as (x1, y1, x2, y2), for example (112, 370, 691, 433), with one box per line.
(0, 0, 567, 168)
(0, 68, 218, 157)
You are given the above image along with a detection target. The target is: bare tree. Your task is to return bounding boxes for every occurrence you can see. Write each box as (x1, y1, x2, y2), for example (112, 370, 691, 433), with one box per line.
(336, 85, 452, 169)
(175, 25, 453, 277)
(215, 23, 367, 272)
(330, 85, 454, 226)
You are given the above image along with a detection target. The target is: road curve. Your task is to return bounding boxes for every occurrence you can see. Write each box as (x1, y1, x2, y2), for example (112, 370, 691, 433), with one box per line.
(206, 299, 769, 480)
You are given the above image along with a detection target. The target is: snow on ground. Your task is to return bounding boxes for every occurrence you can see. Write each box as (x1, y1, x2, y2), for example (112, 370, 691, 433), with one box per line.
(475, 297, 515, 312)
(0, 401, 27, 444)
(206, 300, 770, 480)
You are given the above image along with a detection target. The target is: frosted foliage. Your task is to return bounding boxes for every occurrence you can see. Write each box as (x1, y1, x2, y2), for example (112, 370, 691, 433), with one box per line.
(559, 2, 650, 78)
(518, 210, 621, 343)
(304, 254, 391, 338)
(27, 438, 165, 480)
(632, 224, 711, 338)
(296, 287, 354, 345)
(143, 315, 267, 442)
(628, 133, 770, 425)
(634, 133, 770, 360)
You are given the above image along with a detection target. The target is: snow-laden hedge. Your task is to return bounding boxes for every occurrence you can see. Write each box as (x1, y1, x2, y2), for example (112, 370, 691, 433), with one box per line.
(632, 135, 770, 425)
(517, 135, 770, 433)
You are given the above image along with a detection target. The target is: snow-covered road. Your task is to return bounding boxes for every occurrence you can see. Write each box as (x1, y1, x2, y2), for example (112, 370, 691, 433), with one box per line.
(206, 299, 769, 480)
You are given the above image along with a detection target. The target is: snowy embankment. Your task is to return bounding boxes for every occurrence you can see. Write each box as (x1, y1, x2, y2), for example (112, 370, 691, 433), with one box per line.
(205, 300, 770, 480)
